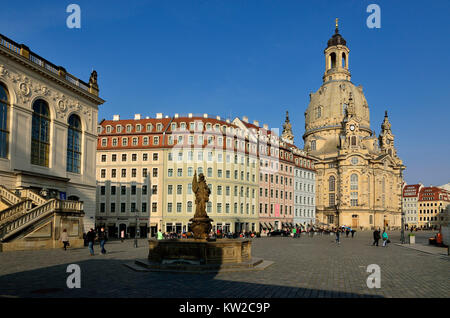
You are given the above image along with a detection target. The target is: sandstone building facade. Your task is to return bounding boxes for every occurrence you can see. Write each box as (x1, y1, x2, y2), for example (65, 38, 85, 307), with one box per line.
(302, 24, 405, 230)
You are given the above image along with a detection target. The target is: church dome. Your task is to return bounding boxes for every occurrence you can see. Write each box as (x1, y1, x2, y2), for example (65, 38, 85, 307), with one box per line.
(327, 28, 347, 48)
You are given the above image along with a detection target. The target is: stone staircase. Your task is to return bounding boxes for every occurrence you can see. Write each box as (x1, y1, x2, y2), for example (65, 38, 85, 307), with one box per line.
(0, 186, 85, 251)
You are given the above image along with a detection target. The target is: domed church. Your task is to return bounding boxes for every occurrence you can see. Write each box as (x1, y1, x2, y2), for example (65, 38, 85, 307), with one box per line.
(303, 20, 405, 230)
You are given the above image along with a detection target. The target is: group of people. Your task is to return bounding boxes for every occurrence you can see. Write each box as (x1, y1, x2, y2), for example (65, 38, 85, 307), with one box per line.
(83, 227, 108, 255)
(372, 228, 390, 247)
(333, 227, 356, 245)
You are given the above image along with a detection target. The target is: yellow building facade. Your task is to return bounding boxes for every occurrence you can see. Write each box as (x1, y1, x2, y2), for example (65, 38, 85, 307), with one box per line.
(303, 23, 405, 230)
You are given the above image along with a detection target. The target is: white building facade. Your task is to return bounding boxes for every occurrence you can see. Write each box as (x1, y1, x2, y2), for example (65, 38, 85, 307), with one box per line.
(0, 33, 104, 230)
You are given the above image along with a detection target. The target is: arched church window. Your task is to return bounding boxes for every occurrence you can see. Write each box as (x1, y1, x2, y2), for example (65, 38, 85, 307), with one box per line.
(31, 99, 50, 167)
(310, 140, 316, 151)
(316, 106, 322, 119)
(0, 83, 9, 158)
(350, 174, 358, 190)
(342, 52, 346, 68)
(342, 103, 348, 115)
(329, 176, 335, 192)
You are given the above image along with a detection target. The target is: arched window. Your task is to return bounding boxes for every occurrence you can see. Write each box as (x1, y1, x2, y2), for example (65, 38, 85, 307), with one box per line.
(316, 106, 322, 119)
(310, 140, 316, 151)
(342, 52, 346, 68)
(351, 136, 357, 146)
(350, 174, 358, 190)
(67, 114, 82, 173)
(330, 52, 337, 68)
(342, 103, 348, 115)
(31, 99, 50, 166)
(329, 176, 335, 192)
(0, 83, 9, 158)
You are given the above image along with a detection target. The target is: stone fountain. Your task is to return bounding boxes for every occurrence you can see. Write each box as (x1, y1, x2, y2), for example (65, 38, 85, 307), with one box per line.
(130, 173, 273, 273)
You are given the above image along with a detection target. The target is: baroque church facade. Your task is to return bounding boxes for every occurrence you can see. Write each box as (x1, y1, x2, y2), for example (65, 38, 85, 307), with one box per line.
(303, 23, 405, 230)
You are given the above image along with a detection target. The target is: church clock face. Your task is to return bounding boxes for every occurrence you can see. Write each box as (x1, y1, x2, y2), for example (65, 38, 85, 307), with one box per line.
(349, 124, 355, 131)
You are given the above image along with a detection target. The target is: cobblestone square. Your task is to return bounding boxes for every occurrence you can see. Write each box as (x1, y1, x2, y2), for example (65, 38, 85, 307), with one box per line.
(0, 230, 448, 298)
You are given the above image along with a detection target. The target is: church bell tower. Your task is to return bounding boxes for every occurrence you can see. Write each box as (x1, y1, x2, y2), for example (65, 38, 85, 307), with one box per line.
(323, 18, 351, 83)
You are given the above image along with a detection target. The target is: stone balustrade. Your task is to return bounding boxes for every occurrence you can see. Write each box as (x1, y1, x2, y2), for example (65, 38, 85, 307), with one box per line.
(17, 189, 47, 205)
(0, 33, 91, 93)
(0, 200, 33, 225)
(1, 199, 83, 241)
(0, 185, 22, 205)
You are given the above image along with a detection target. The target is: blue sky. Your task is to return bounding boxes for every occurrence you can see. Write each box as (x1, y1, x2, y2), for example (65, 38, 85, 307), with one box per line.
(1, 0, 449, 186)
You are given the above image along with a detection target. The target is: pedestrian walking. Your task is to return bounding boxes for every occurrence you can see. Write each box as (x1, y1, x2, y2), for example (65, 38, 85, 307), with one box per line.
(351, 229, 356, 238)
(372, 228, 380, 246)
(157, 229, 164, 240)
(120, 230, 125, 242)
(86, 228, 96, 256)
(345, 228, 350, 237)
(335, 228, 341, 245)
(382, 230, 389, 247)
(60, 228, 70, 250)
(98, 227, 107, 254)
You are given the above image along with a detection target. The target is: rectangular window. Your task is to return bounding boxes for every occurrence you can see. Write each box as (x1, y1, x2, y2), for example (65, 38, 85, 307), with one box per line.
(131, 185, 136, 195)
(142, 185, 147, 195)
(110, 203, 115, 213)
(111, 169, 116, 178)
(111, 186, 116, 195)
(131, 154, 137, 161)
(121, 186, 126, 195)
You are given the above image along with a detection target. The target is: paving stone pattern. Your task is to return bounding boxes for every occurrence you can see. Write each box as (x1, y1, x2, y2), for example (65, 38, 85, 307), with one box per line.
(0, 230, 448, 298)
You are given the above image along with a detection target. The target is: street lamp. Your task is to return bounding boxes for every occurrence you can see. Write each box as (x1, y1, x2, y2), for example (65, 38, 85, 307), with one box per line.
(134, 209, 139, 248)
(400, 169, 405, 244)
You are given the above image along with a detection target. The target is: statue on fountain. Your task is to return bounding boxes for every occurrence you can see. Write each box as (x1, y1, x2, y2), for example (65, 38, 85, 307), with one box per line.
(190, 172, 213, 239)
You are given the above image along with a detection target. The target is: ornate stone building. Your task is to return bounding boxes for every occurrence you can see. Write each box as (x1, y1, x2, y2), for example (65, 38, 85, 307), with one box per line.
(0, 33, 104, 235)
(303, 23, 405, 230)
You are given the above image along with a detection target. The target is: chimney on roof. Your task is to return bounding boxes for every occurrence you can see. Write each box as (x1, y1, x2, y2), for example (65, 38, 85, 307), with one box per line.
(145, 116, 150, 119)
(156, 113, 163, 119)
(242, 116, 248, 123)
(203, 113, 208, 118)
(134, 114, 141, 120)
(113, 115, 120, 121)
(216, 115, 221, 120)
(165, 115, 169, 118)
(253, 120, 259, 127)
(263, 124, 269, 130)
(174, 113, 179, 118)
(188, 113, 193, 118)
(226, 119, 230, 123)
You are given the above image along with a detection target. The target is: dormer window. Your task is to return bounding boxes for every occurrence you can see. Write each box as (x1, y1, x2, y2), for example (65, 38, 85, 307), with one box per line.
(106, 125, 112, 133)
(136, 124, 141, 132)
(116, 125, 122, 133)
(146, 124, 152, 132)
(126, 125, 132, 133)
(156, 123, 163, 131)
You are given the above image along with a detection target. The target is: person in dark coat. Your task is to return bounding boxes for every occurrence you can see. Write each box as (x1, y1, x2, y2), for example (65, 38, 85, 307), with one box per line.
(98, 227, 107, 255)
(372, 229, 380, 246)
(86, 228, 96, 255)
(351, 229, 356, 238)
